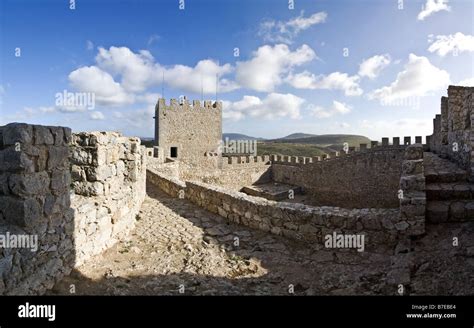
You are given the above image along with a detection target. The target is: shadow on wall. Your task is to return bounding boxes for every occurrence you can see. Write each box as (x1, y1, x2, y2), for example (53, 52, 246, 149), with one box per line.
(0, 123, 75, 295)
(48, 181, 399, 296)
(49, 180, 474, 296)
(0, 123, 146, 295)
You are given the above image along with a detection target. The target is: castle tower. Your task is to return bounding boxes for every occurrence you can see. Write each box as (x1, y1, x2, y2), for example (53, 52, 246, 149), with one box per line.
(154, 97, 222, 167)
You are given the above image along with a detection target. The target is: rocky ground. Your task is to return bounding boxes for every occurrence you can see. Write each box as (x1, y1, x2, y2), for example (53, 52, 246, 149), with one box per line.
(50, 181, 474, 296)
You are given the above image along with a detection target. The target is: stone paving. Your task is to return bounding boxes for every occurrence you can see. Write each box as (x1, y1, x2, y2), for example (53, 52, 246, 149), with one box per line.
(50, 181, 395, 295)
(50, 180, 474, 296)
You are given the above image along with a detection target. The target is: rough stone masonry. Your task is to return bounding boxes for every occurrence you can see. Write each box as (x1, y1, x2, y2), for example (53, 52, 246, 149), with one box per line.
(0, 86, 473, 295)
(0, 124, 146, 294)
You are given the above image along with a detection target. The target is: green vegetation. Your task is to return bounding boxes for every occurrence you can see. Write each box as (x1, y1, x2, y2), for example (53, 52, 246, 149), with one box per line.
(141, 140, 154, 148)
(257, 134, 372, 157)
(257, 142, 329, 157)
(147, 132, 372, 158)
(279, 133, 317, 140)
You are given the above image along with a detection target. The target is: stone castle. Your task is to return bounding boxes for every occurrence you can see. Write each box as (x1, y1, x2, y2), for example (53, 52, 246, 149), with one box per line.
(0, 85, 473, 295)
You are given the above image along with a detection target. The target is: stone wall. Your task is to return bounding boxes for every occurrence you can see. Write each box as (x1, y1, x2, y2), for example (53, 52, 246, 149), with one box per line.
(182, 156, 272, 191)
(70, 132, 146, 265)
(154, 98, 222, 170)
(0, 124, 147, 295)
(398, 145, 426, 236)
(147, 168, 405, 253)
(271, 147, 406, 208)
(429, 86, 474, 177)
(0, 123, 74, 295)
(146, 153, 273, 191)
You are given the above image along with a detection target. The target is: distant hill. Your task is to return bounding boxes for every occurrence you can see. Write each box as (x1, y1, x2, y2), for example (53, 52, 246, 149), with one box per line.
(257, 142, 328, 157)
(272, 134, 371, 148)
(222, 133, 264, 141)
(141, 132, 371, 157)
(279, 133, 317, 140)
(257, 134, 372, 157)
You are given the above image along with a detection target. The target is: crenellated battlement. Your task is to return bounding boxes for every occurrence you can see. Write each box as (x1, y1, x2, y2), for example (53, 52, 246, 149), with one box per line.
(154, 96, 223, 167)
(222, 155, 271, 167)
(156, 97, 222, 111)
(428, 85, 474, 176)
(270, 136, 426, 166)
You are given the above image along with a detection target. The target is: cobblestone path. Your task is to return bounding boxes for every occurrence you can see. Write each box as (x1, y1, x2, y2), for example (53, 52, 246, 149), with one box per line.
(51, 181, 395, 295)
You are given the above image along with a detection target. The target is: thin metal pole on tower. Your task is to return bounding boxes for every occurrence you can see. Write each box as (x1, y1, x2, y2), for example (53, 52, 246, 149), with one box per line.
(161, 71, 165, 99)
(201, 74, 203, 101)
(215, 73, 218, 102)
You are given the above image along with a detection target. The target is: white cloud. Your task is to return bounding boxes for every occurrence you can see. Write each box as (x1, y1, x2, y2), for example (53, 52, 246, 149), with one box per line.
(90, 111, 105, 120)
(308, 101, 352, 118)
(223, 93, 305, 121)
(428, 32, 474, 56)
(39, 106, 56, 113)
(259, 11, 327, 44)
(95, 46, 161, 93)
(458, 78, 474, 87)
(286, 71, 363, 96)
(418, 0, 450, 21)
(136, 92, 161, 104)
(86, 40, 94, 51)
(236, 44, 315, 92)
(0, 106, 52, 123)
(113, 106, 155, 137)
(369, 54, 450, 103)
(358, 54, 391, 79)
(165, 59, 238, 94)
(68, 66, 132, 107)
(95, 46, 238, 94)
(69, 46, 238, 102)
(147, 34, 160, 46)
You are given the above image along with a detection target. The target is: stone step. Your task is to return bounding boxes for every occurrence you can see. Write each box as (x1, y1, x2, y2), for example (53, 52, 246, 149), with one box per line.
(424, 171, 468, 183)
(423, 152, 469, 183)
(425, 170, 468, 183)
(426, 200, 474, 222)
(425, 182, 474, 201)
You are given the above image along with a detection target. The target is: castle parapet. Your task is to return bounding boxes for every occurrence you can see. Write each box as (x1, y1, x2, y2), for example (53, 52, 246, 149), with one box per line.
(222, 155, 271, 167)
(157, 98, 222, 110)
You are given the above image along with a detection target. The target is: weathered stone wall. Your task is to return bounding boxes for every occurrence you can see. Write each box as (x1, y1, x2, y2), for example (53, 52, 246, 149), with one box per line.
(70, 132, 146, 265)
(147, 168, 405, 253)
(146, 157, 180, 179)
(271, 147, 406, 208)
(0, 125, 147, 295)
(0, 123, 74, 295)
(146, 154, 273, 191)
(154, 99, 222, 170)
(429, 86, 474, 176)
(398, 145, 426, 236)
(182, 156, 272, 191)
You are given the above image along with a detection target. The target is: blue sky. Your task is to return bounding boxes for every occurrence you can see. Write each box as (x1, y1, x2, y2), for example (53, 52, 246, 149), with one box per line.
(0, 0, 473, 140)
